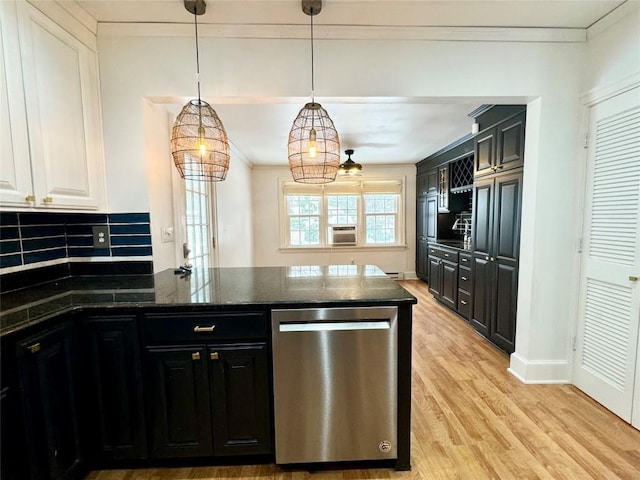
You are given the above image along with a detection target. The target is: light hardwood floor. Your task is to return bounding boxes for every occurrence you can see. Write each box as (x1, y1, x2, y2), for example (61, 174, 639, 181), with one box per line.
(87, 280, 640, 479)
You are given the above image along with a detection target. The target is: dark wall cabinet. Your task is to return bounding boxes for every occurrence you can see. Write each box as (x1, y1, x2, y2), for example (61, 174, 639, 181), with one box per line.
(474, 111, 525, 178)
(142, 312, 272, 460)
(471, 169, 523, 354)
(82, 316, 147, 462)
(17, 321, 84, 480)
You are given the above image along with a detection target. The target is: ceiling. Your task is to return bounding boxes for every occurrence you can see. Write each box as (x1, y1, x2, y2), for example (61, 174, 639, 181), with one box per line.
(70, 0, 627, 166)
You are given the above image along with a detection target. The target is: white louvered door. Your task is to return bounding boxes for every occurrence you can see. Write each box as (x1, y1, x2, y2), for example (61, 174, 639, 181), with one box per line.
(574, 86, 640, 425)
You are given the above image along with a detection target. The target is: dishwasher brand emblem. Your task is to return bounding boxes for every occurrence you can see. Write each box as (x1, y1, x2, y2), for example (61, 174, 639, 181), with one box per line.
(379, 440, 392, 453)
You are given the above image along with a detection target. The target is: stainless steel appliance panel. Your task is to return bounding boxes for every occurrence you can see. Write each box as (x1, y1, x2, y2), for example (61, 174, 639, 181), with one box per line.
(272, 306, 398, 464)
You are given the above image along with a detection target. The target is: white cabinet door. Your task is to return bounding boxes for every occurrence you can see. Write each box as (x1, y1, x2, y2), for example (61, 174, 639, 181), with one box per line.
(13, 1, 105, 210)
(574, 86, 640, 424)
(0, 0, 33, 207)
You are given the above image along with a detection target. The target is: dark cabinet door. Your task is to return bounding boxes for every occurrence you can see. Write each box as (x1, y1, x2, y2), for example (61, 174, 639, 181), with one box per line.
(209, 343, 272, 456)
(84, 316, 147, 461)
(426, 168, 438, 193)
(416, 237, 429, 281)
(17, 322, 83, 480)
(472, 177, 494, 256)
(437, 165, 449, 212)
(145, 346, 213, 458)
(440, 260, 458, 310)
(496, 112, 525, 173)
(416, 172, 428, 196)
(474, 128, 496, 176)
(489, 172, 523, 353)
(471, 255, 491, 337)
(425, 195, 438, 242)
(428, 256, 442, 297)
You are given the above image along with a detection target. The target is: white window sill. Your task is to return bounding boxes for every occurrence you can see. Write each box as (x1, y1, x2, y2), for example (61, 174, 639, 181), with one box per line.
(278, 245, 408, 253)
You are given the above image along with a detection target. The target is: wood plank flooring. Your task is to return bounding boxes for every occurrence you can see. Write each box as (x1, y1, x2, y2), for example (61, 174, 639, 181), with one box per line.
(87, 280, 640, 480)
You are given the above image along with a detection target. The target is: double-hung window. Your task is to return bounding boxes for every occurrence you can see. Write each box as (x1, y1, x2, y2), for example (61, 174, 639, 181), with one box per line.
(281, 178, 404, 248)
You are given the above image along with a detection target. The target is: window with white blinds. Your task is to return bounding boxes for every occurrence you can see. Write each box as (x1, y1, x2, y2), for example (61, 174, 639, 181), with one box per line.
(589, 107, 640, 266)
(280, 178, 405, 248)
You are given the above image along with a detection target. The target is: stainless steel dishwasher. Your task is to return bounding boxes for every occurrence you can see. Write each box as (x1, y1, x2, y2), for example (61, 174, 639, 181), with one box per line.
(271, 306, 398, 465)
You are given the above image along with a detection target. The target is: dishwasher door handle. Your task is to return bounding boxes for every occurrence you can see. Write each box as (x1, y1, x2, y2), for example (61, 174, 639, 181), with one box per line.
(279, 320, 390, 332)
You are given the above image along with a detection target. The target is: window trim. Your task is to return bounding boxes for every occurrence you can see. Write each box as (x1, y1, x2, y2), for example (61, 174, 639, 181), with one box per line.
(279, 177, 406, 250)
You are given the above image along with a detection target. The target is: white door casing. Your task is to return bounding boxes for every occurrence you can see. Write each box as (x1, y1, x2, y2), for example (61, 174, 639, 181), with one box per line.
(574, 86, 640, 424)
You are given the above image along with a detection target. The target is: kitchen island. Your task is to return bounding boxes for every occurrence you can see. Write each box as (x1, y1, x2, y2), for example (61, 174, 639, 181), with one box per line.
(1, 265, 416, 479)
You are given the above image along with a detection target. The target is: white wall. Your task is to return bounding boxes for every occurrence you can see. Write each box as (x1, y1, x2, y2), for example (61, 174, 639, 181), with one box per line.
(214, 149, 254, 267)
(97, 25, 588, 382)
(252, 164, 416, 275)
(143, 100, 178, 273)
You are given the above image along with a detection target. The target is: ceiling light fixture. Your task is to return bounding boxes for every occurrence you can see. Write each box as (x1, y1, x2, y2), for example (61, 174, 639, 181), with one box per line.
(287, 0, 340, 184)
(171, 0, 230, 181)
(338, 149, 362, 176)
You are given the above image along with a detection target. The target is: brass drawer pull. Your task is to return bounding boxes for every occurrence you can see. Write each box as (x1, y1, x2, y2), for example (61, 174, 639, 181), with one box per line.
(43, 196, 53, 203)
(629, 275, 638, 282)
(29, 343, 41, 354)
(460, 300, 468, 305)
(444, 253, 449, 257)
(461, 258, 468, 262)
(194, 325, 215, 332)
(25, 195, 36, 202)
(461, 276, 468, 281)
(210, 352, 219, 360)
(192, 352, 201, 360)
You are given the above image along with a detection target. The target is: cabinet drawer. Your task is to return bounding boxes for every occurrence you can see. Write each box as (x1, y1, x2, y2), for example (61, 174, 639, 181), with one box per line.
(142, 311, 268, 344)
(459, 253, 472, 266)
(458, 266, 472, 291)
(457, 289, 471, 320)
(428, 246, 458, 262)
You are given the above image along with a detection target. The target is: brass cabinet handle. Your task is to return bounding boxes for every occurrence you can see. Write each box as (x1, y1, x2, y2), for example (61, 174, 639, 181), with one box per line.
(444, 253, 449, 257)
(192, 352, 201, 360)
(25, 195, 36, 202)
(461, 276, 468, 281)
(461, 300, 468, 305)
(630, 276, 638, 282)
(194, 325, 215, 332)
(43, 196, 53, 203)
(490, 257, 495, 262)
(461, 258, 468, 262)
(485, 256, 489, 261)
(210, 352, 219, 360)
(28, 343, 41, 354)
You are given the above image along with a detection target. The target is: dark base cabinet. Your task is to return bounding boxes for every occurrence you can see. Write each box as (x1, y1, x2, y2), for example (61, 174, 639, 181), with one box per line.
(17, 321, 84, 480)
(145, 346, 214, 458)
(210, 343, 272, 456)
(83, 316, 147, 462)
(142, 311, 273, 461)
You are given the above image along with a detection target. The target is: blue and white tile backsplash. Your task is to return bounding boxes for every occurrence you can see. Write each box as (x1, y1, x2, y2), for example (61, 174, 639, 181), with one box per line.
(0, 212, 153, 270)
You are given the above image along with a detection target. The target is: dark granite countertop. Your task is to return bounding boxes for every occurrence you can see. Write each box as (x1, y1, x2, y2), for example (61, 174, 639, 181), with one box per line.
(1, 265, 416, 337)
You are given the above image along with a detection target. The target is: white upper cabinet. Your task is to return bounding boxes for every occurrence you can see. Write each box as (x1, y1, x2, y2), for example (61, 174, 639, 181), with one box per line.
(0, 0, 106, 210)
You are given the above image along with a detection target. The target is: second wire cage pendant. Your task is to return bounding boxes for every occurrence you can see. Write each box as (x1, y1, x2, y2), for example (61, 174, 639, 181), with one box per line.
(288, 0, 340, 184)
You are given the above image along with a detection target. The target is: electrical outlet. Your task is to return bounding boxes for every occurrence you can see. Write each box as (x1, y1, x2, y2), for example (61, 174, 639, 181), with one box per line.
(92, 225, 110, 249)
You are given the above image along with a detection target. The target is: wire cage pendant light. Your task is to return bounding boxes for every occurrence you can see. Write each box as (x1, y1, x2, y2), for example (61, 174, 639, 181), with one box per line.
(288, 0, 340, 184)
(171, 0, 230, 181)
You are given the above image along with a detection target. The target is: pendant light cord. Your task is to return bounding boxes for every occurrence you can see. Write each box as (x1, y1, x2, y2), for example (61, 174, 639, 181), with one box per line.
(194, 5, 201, 103)
(310, 7, 314, 104)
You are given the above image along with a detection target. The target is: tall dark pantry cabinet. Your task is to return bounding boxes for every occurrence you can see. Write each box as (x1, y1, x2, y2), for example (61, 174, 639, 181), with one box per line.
(470, 108, 525, 354)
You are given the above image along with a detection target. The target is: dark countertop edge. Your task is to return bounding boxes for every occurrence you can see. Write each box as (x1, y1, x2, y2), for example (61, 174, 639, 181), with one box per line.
(1, 296, 416, 339)
(429, 240, 472, 253)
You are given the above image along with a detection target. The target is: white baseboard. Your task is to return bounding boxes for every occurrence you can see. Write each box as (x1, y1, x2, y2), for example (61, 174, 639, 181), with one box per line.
(508, 353, 571, 384)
